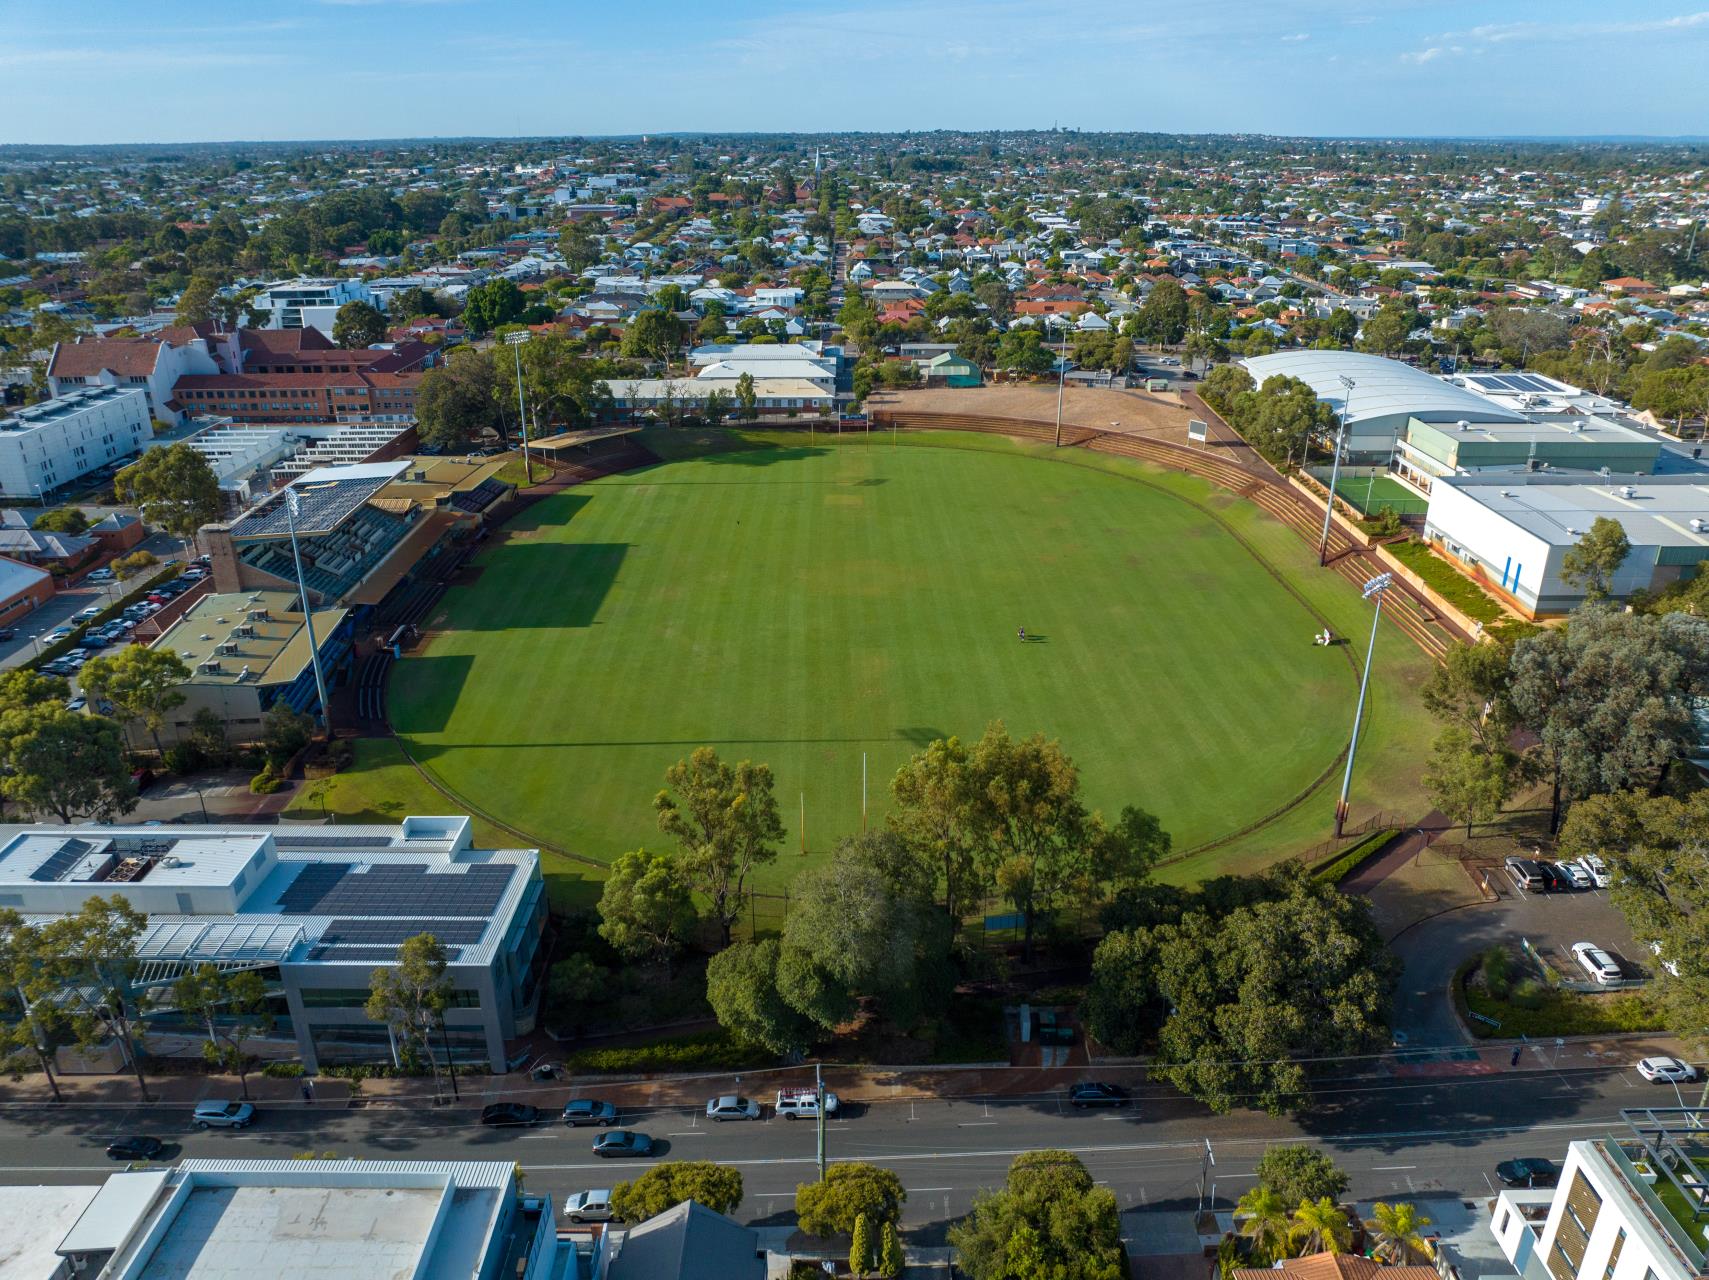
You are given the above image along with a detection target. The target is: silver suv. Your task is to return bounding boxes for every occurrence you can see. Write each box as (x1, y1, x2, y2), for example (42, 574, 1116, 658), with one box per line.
(193, 1100, 254, 1130)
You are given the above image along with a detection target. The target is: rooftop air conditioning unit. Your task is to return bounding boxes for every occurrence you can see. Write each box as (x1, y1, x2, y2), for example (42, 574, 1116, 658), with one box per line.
(1692, 519, 1707, 533)
(246, 609, 270, 622)
(199, 660, 221, 674)
(216, 643, 239, 655)
(1621, 486, 1638, 499)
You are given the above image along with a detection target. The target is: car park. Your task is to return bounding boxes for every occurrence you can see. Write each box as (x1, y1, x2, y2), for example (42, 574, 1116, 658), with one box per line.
(706, 1094, 762, 1122)
(592, 1130, 654, 1158)
(192, 1100, 254, 1130)
(563, 1190, 616, 1223)
(775, 1088, 839, 1120)
(480, 1103, 543, 1127)
(1637, 1057, 1698, 1083)
(1572, 941, 1622, 984)
(1069, 1082, 1131, 1109)
(562, 1099, 619, 1127)
(1496, 1157, 1559, 1187)
(106, 1136, 165, 1161)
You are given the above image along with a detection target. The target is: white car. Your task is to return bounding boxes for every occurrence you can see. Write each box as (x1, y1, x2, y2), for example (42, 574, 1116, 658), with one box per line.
(705, 1094, 762, 1122)
(1572, 941, 1621, 985)
(1576, 855, 1613, 888)
(1636, 1056, 1698, 1084)
(775, 1088, 840, 1120)
(1559, 861, 1594, 890)
(563, 1190, 616, 1223)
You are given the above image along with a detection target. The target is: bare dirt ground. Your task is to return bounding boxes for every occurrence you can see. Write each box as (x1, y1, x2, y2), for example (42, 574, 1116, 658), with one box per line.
(871, 384, 1199, 438)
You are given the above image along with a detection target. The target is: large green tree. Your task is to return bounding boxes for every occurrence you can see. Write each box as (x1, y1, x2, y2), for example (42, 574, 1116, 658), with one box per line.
(1559, 516, 1632, 601)
(1510, 608, 1709, 830)
(415, 347, 501, 451)
(1422, 726, 1518, 838)
(705, 938, 816, 1055)
(332, 299, 387, 349)
(0, 706, 136, 823)
(78, 644, 191, 757)
(948, 1150, 1125, 1280)
(115, 443, 221, 544)
(610, 1161, 742, 1221)
(1254, 1145, 1350, 1212)
(796, 1163, 906, 1238)
(34, 896, 150, 1099)
(461, 278, 525, 335)
(655, 747, 784, 947)
(1134, 277, 1190, 347)
(596, 849, 697, 975)
(172, 963, 272, 1099)
(622, 309, 685, 364)
(365, 933, 455, 1100)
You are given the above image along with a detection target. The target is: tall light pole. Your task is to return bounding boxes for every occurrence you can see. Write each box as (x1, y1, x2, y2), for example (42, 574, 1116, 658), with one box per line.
(1053, 323, 1069, 448)
(284, 488, 333, 737)
(1335, 572, 1393, 836)
(1318, 374, 1356, 566)
(505, 331, 535, 484)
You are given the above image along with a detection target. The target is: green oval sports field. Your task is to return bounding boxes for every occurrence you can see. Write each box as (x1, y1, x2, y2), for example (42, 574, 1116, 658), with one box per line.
(389, 432, 1360, 892)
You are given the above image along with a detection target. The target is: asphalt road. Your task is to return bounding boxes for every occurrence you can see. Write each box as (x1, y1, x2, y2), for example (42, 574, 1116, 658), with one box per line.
(0, 1056, 1692, 1237)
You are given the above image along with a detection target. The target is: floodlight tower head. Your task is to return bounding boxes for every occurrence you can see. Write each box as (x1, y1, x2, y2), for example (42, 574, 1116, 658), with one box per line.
(1361, 572, 1394, 600)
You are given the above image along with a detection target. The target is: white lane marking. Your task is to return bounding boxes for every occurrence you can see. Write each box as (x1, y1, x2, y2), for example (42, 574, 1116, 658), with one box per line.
(666, 1131, 708, 1137)
(914, 1186, 952, 1192)
(956, 1122, 998, 1128)
(1372, 1165, 1417, 1171)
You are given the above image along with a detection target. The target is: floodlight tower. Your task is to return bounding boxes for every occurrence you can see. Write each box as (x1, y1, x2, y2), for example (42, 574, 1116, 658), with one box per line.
(506, 330, 535, 484)
(1318, 374, 1356, 565)
(285, 488, 333, 736)
(1334, 572, 1393, 836)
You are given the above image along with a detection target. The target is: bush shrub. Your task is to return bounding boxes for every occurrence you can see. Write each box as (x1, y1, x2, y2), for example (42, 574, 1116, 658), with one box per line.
(250, 768, 283, 795)
(563, 1029, 765, 1074)
(164, 743, 205, 776)
(1481, 947, 1513, 1000)
(261, 1061, 306, 1078)
(1310, 828, 1400, 884)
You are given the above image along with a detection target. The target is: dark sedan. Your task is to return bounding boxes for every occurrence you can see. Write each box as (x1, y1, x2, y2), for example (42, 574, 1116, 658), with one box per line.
(1069, 1082, 1130, 1109)
(106, 1136, 166, 1161)
(480, 1103, 543, 1128)
(562, 1099, 619, 1128)
(593, 1129, 655, 1158)
(1496, 1157, 1560, 1187)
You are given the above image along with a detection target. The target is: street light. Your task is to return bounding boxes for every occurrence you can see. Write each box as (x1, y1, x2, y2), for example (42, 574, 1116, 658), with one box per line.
(505, 331, 536, 485)
(284, 488, 333, 738)
(1318, 374, 1356, 566)
(1334, 572, 1393, 836)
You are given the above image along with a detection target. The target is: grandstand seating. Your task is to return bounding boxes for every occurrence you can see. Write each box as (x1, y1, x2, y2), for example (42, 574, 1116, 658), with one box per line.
(238, 502, 413, 600)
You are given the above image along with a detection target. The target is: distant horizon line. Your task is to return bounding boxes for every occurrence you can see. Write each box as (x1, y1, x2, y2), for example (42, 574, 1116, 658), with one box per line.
(4, 130, 1709, 152)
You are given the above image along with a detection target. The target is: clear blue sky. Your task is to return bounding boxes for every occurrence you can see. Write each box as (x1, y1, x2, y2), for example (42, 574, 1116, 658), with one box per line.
(4, 0, 1706, 145)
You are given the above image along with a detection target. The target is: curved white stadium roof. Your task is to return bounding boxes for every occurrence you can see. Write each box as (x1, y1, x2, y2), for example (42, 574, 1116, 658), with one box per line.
(1239, 352, 1529, 427)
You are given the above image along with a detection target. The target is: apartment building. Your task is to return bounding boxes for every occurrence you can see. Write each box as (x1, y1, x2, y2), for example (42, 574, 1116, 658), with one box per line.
(0, 386, 151, 499)
(249, 277, 381, 335)
(46, 331, 220, 425)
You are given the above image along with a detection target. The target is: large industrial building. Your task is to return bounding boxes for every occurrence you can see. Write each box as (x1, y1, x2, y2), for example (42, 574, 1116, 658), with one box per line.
(1423, 473, 1709, 615)
(1240, 351, 1530, 464)
(0, 816, 547, 1070)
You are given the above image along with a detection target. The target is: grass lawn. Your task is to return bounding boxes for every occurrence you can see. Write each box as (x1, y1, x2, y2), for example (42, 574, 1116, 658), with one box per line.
(1332, 473, 1428, 516)
(381, 428, 1433, 899)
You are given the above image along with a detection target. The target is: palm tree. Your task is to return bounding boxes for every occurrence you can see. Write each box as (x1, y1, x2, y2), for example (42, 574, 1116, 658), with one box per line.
(1290, 1197, 1353, 1256)
(1236, 1186, 1291, 1264)
(1369, 1201, 1433, 1264)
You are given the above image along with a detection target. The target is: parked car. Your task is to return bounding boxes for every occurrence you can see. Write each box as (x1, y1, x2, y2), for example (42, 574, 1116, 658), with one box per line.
(1541, 862, 1575, 892)
(562, 1099, 619, 1128)
(1559, 861, 1594, 890)
(592, 1130, 654, 1158)
(563, 1190, 617, 1223)
(1637, 1056, 1698, 1083)
(46, 627, 75, 642)
(1495, 1157, 1559, 1187)
(1572, 942, 1622, 985)
(192, 1100, 254, 1130)
(74, 606, 102, 621)
(1068, 1082, 1131, 1109)
(0, 628, 14, 640)
(65, 698, 85, 713)
(1504, 856, 1546, 893)
(1577, 855, 1613, 888)
(775, 1088, 840, 1120)
(705, 1095, 762, 1122)
(106, 1135, 165, 1161)
(87, 568, 115, 582)
(480, 1103, 543, 1127)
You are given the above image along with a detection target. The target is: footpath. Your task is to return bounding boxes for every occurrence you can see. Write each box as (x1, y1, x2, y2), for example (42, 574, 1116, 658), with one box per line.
(0, 1031, 1686, 1115)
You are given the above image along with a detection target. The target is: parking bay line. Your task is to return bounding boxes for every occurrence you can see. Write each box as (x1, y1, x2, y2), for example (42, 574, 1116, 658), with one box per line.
(1372, 1165, 1417, 1171)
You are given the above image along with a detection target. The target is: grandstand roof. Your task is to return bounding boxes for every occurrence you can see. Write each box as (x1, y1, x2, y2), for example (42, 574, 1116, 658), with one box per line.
(231, 461, 408, 540)
(1239, 352, 1530, 428)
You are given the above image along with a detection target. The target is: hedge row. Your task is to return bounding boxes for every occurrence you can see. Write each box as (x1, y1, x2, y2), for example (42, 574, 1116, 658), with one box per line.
(1312, 827, 1401, 884)
(564, 1029, 767, 1075)
(30, 563, 184, 670)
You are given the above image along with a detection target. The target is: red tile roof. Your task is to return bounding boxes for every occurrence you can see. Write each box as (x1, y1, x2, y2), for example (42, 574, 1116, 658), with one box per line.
(48, 338, 161, 379)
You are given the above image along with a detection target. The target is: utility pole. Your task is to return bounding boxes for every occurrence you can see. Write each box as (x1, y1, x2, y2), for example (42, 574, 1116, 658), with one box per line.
(1196, 1137, 1215, 1217)
(815, 1061, 827, 1181)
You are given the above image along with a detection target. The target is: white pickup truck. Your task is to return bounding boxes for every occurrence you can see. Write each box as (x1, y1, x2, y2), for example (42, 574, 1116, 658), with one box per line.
(775, 1087, 840, 1120)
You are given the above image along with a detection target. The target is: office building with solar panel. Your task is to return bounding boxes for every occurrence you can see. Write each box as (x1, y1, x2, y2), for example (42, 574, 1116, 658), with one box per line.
(0, 816, 547, 1071)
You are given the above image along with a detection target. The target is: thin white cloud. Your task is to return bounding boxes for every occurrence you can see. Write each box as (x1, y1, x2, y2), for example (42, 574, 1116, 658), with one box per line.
(1402, 9, 1709, 62)
(1281, 32, 1310, 42)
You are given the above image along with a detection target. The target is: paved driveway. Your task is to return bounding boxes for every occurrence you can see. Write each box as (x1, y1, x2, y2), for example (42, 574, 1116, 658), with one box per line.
(1388, 875, 1644, 1048)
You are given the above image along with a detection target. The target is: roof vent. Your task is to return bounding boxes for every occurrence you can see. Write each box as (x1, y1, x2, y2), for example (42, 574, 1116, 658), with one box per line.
(1621, 485, 1638, 499)
(1500, 490, 1514, 498)
(238, 666, 255, 682)
(1692, 519, 1707, 534)
(1457, 420, 1470, 432)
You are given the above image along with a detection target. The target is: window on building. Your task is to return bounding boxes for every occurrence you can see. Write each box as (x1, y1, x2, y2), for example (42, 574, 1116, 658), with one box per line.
(1601, 1228, 1625, 1280)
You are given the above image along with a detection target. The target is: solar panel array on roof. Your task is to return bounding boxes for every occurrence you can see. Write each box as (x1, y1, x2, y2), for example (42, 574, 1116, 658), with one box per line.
(311, 944, 465, 962)
(321, 919, 488, 946)
(276, 862, 514, 917)
(1469, 373, 1561, 395)
(30, 838, 94, 882)
(232, 473, 395, 541)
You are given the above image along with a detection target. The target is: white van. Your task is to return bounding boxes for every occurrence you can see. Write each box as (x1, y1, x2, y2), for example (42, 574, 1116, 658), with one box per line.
(775, 1087, 840, 1120)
